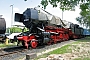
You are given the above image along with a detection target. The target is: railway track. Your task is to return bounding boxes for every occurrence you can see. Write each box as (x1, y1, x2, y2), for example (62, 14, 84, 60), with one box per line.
(0, 40, 76, 60)
(0, 46, 26, 56)
(0, 47, 27, 57)
(0, 46, 32, 60)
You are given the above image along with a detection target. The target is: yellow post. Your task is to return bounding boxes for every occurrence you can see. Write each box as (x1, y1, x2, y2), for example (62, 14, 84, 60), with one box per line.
(5, 38, 9, 45)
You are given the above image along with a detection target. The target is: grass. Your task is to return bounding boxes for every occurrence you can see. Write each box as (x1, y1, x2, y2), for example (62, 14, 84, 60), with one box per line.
(74, 57, 90, 60)
(34, 37, 90, 60)
(34, 44, 71, 60)
(71, 37, 90, 44)
(0, 43, 16, 48)
(48, 45, 71, 54)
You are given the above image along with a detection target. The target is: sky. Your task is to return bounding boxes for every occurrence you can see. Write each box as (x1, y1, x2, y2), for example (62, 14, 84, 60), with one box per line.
(0, 0, 81, 28)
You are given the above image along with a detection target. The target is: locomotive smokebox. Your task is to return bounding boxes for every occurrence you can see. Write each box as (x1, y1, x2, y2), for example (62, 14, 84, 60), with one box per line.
(15, 8, 39, 28)
(15, 8, 38, 23)
(15, 8, 48, 28)
(23, 8, 38, 20)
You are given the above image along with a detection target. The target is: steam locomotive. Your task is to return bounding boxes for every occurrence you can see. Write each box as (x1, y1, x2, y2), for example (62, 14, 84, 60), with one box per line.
(14, 7, 84, 49)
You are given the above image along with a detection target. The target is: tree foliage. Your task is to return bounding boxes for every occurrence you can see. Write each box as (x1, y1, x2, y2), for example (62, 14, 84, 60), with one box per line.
(6, 27, 22, 33)
(6, 27, 29, 34)
(41, 0, 90, 11)
(24, 0, 90, 10)
(76, 3, 90, 28)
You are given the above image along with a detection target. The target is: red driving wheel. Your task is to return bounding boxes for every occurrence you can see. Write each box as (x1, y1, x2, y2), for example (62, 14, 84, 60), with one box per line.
(31, 41, 38, 48)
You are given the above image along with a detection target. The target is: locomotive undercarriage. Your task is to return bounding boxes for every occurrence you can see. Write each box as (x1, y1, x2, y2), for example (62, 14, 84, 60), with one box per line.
(15, 21, 52, 48)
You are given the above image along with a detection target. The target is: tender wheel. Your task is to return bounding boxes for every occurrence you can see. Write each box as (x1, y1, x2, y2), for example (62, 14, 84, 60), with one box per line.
(31, 41, 38, 48)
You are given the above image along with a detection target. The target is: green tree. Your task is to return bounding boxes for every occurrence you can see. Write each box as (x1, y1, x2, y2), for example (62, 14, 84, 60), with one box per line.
(25, 0, 90, 11)
(6, 27, 22, 33)
(76, 3, 90, 29)
(6, 27, 29, 34)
